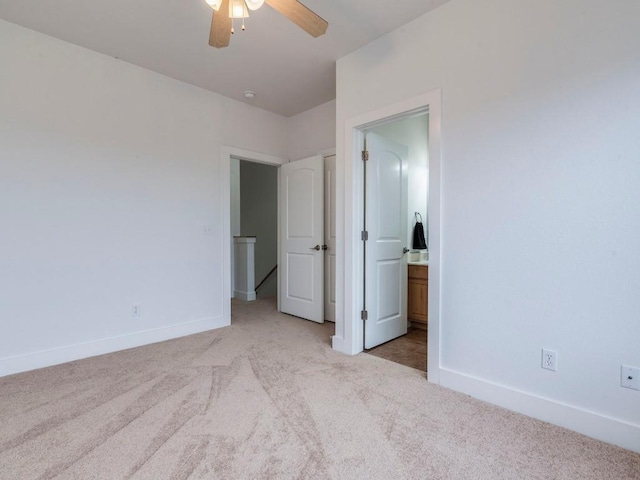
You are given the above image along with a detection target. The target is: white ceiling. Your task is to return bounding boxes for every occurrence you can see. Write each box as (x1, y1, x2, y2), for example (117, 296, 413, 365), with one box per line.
(0, 0, 451, 117)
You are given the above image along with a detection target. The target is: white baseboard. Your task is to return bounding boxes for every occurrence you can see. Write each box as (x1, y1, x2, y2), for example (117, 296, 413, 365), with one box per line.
(0, 315, 229, 378)
(234, 290, 256, 301)
(439, 367, 640, 454)
(331, 335, 346, 353)
(331, 334, 362, 356)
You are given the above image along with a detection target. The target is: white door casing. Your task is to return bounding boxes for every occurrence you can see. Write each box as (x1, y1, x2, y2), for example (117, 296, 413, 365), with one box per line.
(279, 155, 324, 323)
(335, 91, 440, 384)
(364, 133, 409, 349)
(324, 155, 337, 322)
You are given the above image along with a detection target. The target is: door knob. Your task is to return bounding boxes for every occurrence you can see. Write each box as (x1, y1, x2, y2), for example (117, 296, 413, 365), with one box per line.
(322, 245, 328, 251)
(310, 245, 321, 251)
(403, 247, 410, 254)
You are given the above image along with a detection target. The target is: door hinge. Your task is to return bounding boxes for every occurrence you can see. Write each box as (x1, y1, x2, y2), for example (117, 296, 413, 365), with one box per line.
(361, 230, 368, 241)
(361, 310, 368, 321)
(362, 150, 369, 161)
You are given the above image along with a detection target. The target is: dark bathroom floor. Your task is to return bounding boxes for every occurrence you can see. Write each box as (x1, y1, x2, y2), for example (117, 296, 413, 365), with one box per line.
(366, 325, 427, 372)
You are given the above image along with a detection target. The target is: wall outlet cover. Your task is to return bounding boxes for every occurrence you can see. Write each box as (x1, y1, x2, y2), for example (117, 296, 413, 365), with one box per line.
(541, 348, 557, 371)
(621, 365, 640, 391)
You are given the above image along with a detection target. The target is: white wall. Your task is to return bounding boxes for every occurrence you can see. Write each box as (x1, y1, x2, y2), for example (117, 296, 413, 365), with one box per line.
(287, 99, 336, 161)
(371, 115, 429, 251)
(240, 161, 278, 297)
(336, 0, 640, 451)
(0, 20, 288, 376)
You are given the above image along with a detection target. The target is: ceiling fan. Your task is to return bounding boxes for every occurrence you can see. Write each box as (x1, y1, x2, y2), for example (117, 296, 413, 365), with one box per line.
(205, 0, 328, 48)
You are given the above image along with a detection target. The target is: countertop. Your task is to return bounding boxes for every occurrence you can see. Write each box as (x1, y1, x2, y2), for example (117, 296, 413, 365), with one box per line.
(408, 260, 429, 266)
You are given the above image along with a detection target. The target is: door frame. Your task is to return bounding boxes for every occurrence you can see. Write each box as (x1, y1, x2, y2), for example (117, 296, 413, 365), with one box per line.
(221, 147, 287, 324)
(334, 89, 442, 384)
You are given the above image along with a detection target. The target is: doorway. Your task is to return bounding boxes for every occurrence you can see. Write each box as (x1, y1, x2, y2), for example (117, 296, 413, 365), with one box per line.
(335, 89, 442, 384)
(361, 113, 429, 371)
(232, 159, 278, 299)
(222, 147, 337, 336)
(221, 147, 287, 324)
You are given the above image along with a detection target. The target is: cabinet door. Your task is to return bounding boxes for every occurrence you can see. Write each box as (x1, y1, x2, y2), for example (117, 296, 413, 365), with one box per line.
(408, 265, 428, 323)
(408, 278, 428, 322)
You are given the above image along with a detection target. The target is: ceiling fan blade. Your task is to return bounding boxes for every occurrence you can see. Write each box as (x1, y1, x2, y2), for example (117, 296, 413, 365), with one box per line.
(264, 0, 328, 38)
(209, 0, 231, 48)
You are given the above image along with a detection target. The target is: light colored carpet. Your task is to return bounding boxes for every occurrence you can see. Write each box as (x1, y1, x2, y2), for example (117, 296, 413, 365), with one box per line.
(1, 298, 639, 480)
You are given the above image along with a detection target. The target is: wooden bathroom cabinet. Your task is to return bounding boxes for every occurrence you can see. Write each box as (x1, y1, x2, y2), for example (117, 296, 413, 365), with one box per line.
(408, 264, 428, 326)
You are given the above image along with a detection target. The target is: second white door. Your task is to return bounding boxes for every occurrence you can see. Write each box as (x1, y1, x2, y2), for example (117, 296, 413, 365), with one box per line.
(279, 155, 324, 323)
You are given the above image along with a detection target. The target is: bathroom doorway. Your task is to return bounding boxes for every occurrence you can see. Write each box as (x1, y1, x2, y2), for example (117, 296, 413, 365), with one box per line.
(361, 112, 429, 372)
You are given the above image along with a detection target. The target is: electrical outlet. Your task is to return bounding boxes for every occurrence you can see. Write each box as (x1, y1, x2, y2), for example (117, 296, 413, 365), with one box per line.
(132, 304, 141, 317)
(541, 348, 557, 371)
(621, 365, 640, 391)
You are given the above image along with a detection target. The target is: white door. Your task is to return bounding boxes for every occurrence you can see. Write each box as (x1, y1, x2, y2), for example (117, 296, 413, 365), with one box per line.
(364, 133, 409, 349)
(279, 155, 324, 323)
(324, 155, 337, 322)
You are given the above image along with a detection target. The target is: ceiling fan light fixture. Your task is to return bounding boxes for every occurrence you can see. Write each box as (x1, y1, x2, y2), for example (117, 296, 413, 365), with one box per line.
(229, 0, 249, 19)
(244, 0, 265, 11)
(208, 0, 328, 48)
(205, 0, 222, 11)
